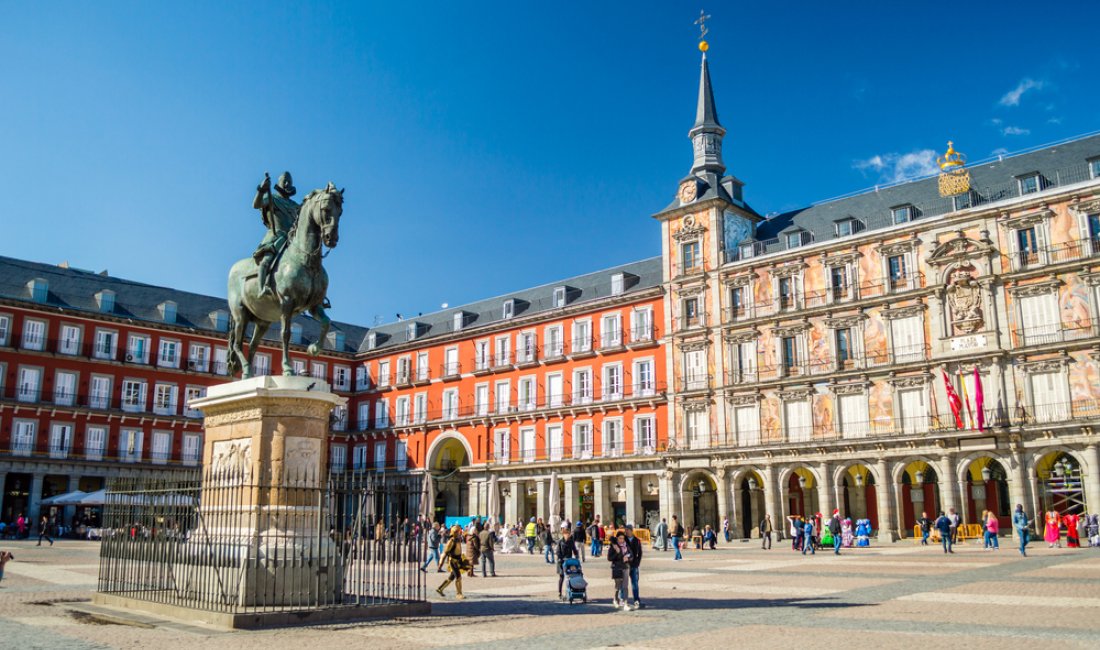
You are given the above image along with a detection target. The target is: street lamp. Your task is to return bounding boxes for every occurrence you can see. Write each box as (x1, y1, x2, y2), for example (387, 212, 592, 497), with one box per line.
(855, 473, 864, 487)
(1053, 461, 1064, 477)
(698, 479, 707, 492)
(501, 484, 511, 497)
(798, 475, 807, 489)
(980, 466, 992, 482)
(583, 483, 592, 495)
(748, 477, 758, 490)
(914, 470, 924, 484)
(527, 484, 537, 495)
(614, 482, 622, 491)
(646, 481, 655, 492)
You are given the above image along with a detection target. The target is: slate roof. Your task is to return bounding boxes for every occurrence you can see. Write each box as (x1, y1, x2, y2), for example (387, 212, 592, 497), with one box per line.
(0, 256, 368, 353)
(356, 256, 663, 353)
(752, 133, 1100, 252)
(0, 254, 663, 357)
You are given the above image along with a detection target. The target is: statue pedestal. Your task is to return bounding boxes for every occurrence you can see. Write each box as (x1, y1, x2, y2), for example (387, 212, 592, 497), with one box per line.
(178, 375, 348, 608)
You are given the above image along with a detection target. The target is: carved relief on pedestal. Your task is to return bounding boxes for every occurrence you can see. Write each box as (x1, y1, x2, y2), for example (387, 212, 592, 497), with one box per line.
(210, 438, 253, 479)
(945, 264, 984, 335)
(284, 436, 322, 481)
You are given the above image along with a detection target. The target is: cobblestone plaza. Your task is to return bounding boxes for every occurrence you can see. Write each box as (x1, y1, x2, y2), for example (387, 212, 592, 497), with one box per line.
(1, 539, 1097, 648)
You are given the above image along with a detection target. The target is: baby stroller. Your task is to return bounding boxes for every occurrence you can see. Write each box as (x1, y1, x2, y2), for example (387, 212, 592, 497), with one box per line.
(562, 558, 587, 604)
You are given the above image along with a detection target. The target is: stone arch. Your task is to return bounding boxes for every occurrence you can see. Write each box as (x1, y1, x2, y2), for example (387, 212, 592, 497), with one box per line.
(954, 450, 1011, 484)
(1027, 446, 1086, 477)
(425, 430, 474, 471)
(831, 460, 882, 487)
(678, 469, 718, 494)
(776, 464, 823, 489)
(889, 455, 943, 485)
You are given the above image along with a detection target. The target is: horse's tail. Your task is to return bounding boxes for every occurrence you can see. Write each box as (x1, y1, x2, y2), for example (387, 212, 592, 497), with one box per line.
(226, 311, 241, 377)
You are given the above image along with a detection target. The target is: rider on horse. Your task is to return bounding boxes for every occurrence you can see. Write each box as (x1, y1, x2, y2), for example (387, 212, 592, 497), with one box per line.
(252, 171, 300, 298)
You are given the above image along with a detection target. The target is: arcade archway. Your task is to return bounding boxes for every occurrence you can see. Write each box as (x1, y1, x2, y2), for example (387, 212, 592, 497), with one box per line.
(426, 433, 472, 522)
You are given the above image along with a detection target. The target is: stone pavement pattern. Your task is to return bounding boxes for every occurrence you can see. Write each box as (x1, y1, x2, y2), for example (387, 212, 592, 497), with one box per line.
(1, 539, 1098, 649)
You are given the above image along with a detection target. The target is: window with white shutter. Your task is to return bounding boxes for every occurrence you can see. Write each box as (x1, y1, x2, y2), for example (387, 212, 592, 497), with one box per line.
(86, 426, 106, 460)
(1029, 370, 1068, 423)
(784, 399, 811, 442)
(898, 387, 926, 434)
(735, 405, 759, 446)
(1018, 293, 1060, 345)
(837, 392, 870, 438)
(890, 316, 924, 363)
(547, 425, 564, 461)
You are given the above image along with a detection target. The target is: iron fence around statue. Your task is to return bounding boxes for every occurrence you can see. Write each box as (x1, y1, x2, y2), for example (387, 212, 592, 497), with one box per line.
(97, 469, 426, 614)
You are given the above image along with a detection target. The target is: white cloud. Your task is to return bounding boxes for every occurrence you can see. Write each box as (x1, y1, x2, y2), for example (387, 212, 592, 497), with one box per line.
(999, 78, 1045, 107)
(1002, 126, 1030, 136)
(853, 149, 938, 184)
(1047, 116, 1063, 125)
(990, 117, 1003, 125)
(991, 147, 1009, 156)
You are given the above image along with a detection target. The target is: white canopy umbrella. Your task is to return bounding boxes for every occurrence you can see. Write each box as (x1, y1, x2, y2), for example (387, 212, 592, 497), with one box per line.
(548, 470, 561, 531)
(486, 475, 500, 524)
(418, 472, 436, 522)
(79, 489, 109, 506)
(40, 490, 87, 506)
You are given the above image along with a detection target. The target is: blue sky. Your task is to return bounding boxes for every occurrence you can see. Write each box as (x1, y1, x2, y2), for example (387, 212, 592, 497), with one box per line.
(2, 1, 1098, 328)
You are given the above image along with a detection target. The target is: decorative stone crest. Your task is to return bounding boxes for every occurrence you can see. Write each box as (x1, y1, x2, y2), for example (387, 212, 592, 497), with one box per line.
(210, 438, 253, 479)
(723, 329, 759, 344)
(771, 321, 811, 337)
(945, 265, 983, 334)
(771, 262, 807, 279)
(1018, 357, 1069, 374)
(726, 393, 762, 405)
(882, 303, 926, 320)
(673, 213, 707, 241)
(925, 230, 995, 268)
(722, 272, 756, 287)
(886, 374, 929, 388)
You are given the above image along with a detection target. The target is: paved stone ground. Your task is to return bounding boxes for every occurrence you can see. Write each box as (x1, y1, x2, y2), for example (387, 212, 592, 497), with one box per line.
(1, 537, 1099, 649)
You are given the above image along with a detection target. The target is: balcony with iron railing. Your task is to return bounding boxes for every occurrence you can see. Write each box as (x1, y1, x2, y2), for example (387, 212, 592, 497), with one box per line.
(515, 346, 540, 368)
(678, 374, 712, 393)
(1, 437, 200, 467)
(1011, 319, 1098, 348)
(1006, 236, 1100, 272)
(598, 330, 625, 352)
(674, 312, 709, 332)
(440, 361, 461, 379)
(569, 337, 596, 358)
(674, 260, 706, 278)
(627, 325, 659, 348)
(490, 439, 667, 466)
(721, 273, 927, 326)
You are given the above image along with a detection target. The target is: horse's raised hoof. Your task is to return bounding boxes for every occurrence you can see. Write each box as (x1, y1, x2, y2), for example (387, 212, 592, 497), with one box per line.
(307, 343, 320, 356)
(282, 368, 295, 377)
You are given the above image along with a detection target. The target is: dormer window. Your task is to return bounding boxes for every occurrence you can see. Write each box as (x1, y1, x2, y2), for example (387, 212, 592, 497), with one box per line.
(611, 273, 624, 296)
(785, 230, 809, 249)
(407, 322, 419, 341)
(27, 278, 48, 303)
(367, 332, 377, 350)
(159, 301, 177, 324)
(1089, 158, 1100, 179)
(553, 286, 567, 308)
(453, 312, 464, 331)
(952, 191, 973, 212)
(502, 299, 515, 319)
(739, 242, 755, 260)
(96, 290, 115, 313)
(1017, 172, 1041, 195)
(210, 310, 229, 332)
(834, 218, 863, 238)
(328, 331, 345, 351)
(290, 323, 303, 345)
(891, 205, 913, 224)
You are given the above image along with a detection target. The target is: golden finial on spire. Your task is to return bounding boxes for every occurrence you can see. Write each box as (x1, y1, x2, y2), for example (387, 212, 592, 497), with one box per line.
(937, 140, 971, 197)
(695, 10, 711, 52)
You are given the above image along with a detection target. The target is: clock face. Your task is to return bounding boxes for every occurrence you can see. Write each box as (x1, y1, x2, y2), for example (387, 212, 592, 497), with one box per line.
(678, 181, 697, 204)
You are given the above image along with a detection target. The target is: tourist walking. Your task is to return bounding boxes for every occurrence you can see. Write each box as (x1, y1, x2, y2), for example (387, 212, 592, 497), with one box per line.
(948, 508, 960, 544)
(760, 514, 773, 550)
(1013, 504, 1031, 556)
(918, 511, 932, 546)
(656, 518, 669, 551)
(607, 530, 631, 609)
(722, 516, 731, 543)
(0, 550, 12, 585)
(789, 515, 803, 551)
(1045, 510, 1062, 548)
(985, 512, 1000, 550)
(624, 524, 644, 609)
(543, 525, 556, 564)
(36, 515, 53, 547)
(555, 527, 579, 600)
(466, 522, 482, 577)
(588, 516, 603, 557)
(934, 512, 953, 554)
(670, 515, 684, 560)
(573, 520, 587, 561)
(478, 522, 497, 577)
(525, 518, 538, 554)
(436, 525, 468, 600)
(829, 513, 842, 555)
(420, 522, 442, 572)
(801, 518, 815, 555)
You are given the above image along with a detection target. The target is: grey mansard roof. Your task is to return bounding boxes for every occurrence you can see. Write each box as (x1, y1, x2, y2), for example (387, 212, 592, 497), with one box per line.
(752, 133, 1100, 251)
(356, 256, 663, 353)
(0, 254, 664, 357)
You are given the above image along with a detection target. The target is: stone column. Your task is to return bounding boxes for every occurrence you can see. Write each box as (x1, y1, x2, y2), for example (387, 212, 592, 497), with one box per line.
(957, 478, 971, 525)
(593, 477, 612, 525)
(939, 454, 959, 513)
(506, 480, 522, 525)
(659, 471, 678, 521)
(0, 471, 7, 521)
(563, 478, 579, 525)
(715, 468, 729, 535)
(1008, 450, 1028, 513)
(63, 475, 80, 527)
(1083, 444, 1100, 515)
(762, 466, 778, 537)
(624, 475, 640, 526)
(27, 472, 44, 530)
(535, 478, 548, 522)
(875, 459, 898, 542)
(816, 461, 832, 516)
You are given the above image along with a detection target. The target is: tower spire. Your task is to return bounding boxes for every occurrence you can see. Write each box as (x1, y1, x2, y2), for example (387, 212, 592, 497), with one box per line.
(688, 36, 725, 177)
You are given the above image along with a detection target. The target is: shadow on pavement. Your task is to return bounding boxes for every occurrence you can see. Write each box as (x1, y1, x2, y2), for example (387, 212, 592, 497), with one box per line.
(429, 595, 871, 617)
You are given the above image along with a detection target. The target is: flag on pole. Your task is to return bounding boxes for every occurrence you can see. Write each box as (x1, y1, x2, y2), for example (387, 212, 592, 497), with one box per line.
(958, 370, 973, 429)
(973, 366, 985, 431)
(943, 370, 963, 429)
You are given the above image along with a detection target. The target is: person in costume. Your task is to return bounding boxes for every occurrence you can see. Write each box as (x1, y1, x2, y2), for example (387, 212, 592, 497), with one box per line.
(820, 512, 835, 548)
(437, 525, 468, 599)
(1045, 510, 1062, 548)
(841, 517, 854, 548)
(1063, 512, 1081, 548)
(855, 518, 871, 547)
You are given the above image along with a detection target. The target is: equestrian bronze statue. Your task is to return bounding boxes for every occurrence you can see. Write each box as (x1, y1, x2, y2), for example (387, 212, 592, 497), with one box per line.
(227, 171, 344, 378)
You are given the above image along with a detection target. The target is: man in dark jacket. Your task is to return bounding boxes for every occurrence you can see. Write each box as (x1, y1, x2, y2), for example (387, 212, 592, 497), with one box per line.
(934, 511, 954, 554)
(624, 524, 644, 609)
(828, 513, 842, 555)
(573, 520, 587, 562)
(477, 524, 498, 577)
(918, 511, 932, 546)
(555, 527, 579, 600)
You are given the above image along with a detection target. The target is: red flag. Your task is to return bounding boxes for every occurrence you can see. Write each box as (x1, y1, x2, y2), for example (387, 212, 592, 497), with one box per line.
(974, 366, 985, 431)
(943, 371, 963, 429)
(959, 370, 973, 429)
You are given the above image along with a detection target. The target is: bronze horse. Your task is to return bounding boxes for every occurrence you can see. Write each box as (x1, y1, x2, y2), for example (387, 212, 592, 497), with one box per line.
(226, 183, 344, 378)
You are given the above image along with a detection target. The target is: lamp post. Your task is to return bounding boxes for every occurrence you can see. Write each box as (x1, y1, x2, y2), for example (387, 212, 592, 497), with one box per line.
(980, 466, 992, 482)
(914, 470, 924, 485)
(798, 475, 807, 489)
(748, 477, 758, 490)
(855, 472, 864, 487)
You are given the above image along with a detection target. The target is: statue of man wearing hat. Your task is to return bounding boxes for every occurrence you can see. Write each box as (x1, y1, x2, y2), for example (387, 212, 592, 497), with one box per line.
(251, 171, 300, 297)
